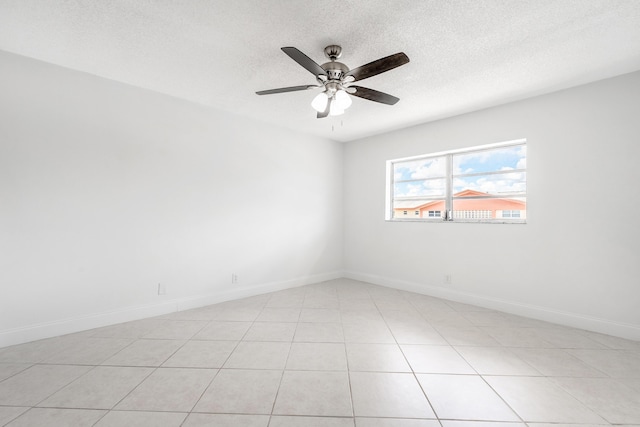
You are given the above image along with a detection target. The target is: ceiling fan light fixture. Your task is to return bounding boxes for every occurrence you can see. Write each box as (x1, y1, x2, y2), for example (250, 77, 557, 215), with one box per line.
(334, 89, 352, 110)
(311, 91, 329, 112)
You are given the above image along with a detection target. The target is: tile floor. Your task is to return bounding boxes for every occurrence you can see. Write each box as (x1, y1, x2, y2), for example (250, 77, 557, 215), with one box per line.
(1, 278, 639, 426)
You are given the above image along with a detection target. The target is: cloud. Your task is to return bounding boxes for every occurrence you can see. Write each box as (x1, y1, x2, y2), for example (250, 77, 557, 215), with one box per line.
(408, 158, 446, 179)
(454, 173, 526, 195)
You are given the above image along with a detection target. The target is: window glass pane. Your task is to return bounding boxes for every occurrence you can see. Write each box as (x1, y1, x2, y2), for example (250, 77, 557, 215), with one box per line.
(394, 156, 446, 181)
(453, 145, 526, 175)
(453, 172, 526, 196)
(394, 179, 446, 198)
(392, 199, 445, 219)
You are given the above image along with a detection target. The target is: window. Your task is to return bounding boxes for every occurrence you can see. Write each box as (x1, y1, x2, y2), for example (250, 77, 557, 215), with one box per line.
(386, 139, 526, 223)
(501, 210, 521, 218)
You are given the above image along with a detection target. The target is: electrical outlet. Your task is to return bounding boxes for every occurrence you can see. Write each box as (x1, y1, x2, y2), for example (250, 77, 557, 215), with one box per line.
(231, 274, 238, 284)
(157, 283, 167, 295)
(444, 274, 452, 285)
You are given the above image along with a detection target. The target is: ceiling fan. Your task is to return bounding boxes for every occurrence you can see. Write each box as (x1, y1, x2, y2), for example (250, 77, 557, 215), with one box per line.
(256, 45, 410, 118)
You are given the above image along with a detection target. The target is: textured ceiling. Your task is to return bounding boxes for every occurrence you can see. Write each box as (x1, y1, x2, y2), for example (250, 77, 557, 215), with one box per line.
(1, 0, 640, 142)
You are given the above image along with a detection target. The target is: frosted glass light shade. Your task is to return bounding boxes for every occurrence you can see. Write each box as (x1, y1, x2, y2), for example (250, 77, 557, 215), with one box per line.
(334, 89, 352, 110)
(311, 92, 329, 112)
(329, 101, 344, 116)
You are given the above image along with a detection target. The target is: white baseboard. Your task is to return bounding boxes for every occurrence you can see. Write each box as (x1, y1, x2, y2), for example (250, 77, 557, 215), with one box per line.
(0, 271, 342, 349)
(344, 271, 640, 341)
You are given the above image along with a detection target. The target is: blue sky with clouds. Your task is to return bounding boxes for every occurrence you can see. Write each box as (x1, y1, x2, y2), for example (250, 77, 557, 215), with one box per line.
(393, 144, 526, 198)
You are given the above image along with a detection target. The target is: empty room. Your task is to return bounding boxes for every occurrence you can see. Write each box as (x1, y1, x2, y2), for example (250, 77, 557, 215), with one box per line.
(1, 1, 640, 426)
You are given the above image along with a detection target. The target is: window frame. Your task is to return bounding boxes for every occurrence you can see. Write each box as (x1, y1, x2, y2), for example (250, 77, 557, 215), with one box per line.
(385, 139, 527, 224)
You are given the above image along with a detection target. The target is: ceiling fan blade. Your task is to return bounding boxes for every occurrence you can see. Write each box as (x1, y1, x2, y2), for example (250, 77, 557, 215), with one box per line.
(256, 85, 318, 95)
(351, 86, 400, 105)
(345, 52, 409, 82)
(281, 47, 328, 77)
(317, 97, 331, 119)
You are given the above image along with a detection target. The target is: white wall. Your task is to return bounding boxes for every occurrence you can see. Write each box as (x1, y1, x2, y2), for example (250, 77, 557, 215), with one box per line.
(0, 51, 344, 347)
(344, 71, 640, 340)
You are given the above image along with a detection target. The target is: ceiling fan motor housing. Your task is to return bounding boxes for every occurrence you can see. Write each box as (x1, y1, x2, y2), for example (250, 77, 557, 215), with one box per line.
(320, 45, 349, 81)
(321, 61, 349, 81)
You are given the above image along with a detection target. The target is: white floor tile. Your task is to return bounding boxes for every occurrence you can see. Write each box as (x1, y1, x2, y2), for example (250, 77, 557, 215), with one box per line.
(162, 340, 236, 368)
(300, 308, 342, 323)
(273, 371, 352, 416)
(440, 422, 525, 427)
(510, 348, 607, 377)
(455, 346, 541, 375)
(417, 374, 519, 421)
(256, 308, 301, 322)
(44, 338, 133, 365)
(401, 345, 475, 374)
(303, 295, 340, 309)
(461, 311, 511, 327)
(102, 339, 185, 366)
(38, 366, 152, 409)
(0, 364, 92, 406)
(192, 321, 251, 340)
(142, 320, 208, 340)
(286, 342, 348, 370)
(531, 328, 607, 349)
(243, 322, 297, 342)
(0, 407, 29, 426)
(193, 369, 281, 414)
(93, 410, 187, 426)
(356, 418, 440, 427)
(386, 322, 449, 345)
(434, 327, 501, 346)
(91, 319, 165, 339)
(206, 307, 262, 321)
(340, 308, 383, 323)
(580, 331, 640, 350)
(346, 343, 411, 372)
(182, 413, 269, 427)
(0, 336, 82, 363)
(552, 377, 640, 424)
(115, 367, 216, 412)
(271, 416, 354, 427)
(350, 372, 435, 418)
(526, 424, 611, 427)
(5, 408, 107, 427)
(223, 341, 290, 369)
(484, 376, 607, 423)
(343, 323, 395, 344)
(420, 311, 475, 328)
(294, 322, 345, 342)
(482, 327, 553, 348)
(567, 349, 640, 378)
(0, 363, 32, 381)
(266, 294, 304, 308)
